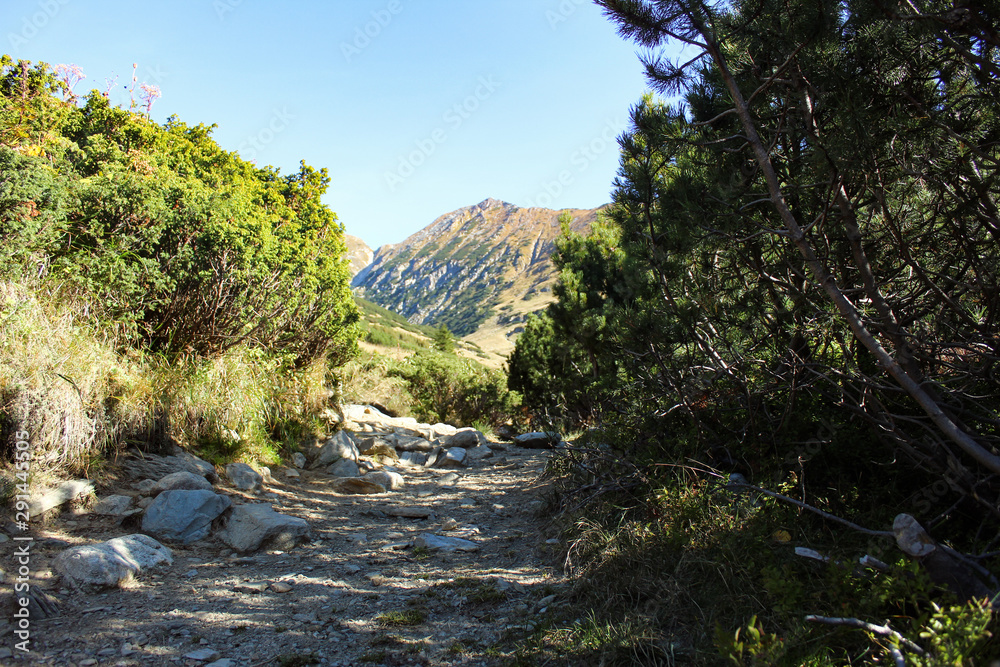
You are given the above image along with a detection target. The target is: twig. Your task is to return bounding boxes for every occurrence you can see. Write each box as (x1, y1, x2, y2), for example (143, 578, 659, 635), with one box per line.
(726, 480, 894, 537)
(804, 615, 925, 655)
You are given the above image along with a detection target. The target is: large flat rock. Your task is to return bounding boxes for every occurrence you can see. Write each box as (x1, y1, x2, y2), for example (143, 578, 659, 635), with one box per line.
(141, 489, 231, 543)
(53, 534, 172, 589)
(216, 503, 312, 553)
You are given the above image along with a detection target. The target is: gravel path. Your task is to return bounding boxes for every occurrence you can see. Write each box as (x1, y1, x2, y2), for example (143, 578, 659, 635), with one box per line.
(2, 443, 565, 666)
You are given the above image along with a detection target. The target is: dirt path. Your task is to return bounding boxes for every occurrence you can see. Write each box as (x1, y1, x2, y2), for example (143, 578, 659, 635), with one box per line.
(3, 441, 565, 666)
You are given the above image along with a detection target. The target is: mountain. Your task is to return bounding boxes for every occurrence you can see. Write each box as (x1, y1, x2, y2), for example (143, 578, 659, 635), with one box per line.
(351, 198, 602, 358)
(343, 234, 374, 278)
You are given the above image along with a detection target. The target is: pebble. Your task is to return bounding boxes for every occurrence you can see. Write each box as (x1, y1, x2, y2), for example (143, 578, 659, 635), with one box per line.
(270, 581, 293, 593)
(233, 581, 268, 593)
(184, 648, 221, 661)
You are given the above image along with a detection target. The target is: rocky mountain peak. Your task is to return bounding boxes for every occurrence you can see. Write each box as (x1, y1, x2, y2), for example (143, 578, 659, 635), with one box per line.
(352, 200, 603, 345)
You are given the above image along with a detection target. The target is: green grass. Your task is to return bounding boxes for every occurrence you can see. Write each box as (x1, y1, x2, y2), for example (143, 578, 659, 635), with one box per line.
(508, 448, 999, 666)
(376, 609, 426, 626)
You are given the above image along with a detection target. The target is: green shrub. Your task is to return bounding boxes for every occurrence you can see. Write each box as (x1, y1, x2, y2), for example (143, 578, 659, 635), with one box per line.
(391, 350, 518, 427)
(1, 58, 359, 365)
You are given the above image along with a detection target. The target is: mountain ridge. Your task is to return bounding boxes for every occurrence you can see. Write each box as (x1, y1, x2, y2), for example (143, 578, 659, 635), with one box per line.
(350, 198, 603, 356)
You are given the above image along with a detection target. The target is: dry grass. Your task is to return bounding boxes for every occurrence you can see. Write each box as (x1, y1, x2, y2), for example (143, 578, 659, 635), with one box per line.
(336, 347, 413, 417)
(1, 277, 336, 481)
(0, 279, 144, 476)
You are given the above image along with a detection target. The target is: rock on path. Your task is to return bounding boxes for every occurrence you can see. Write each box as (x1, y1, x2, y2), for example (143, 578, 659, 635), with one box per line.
(2, 406, 566, 666)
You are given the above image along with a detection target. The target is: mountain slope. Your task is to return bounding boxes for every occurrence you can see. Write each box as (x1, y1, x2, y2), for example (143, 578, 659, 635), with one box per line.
(343, 234, 374, 278)
(351, 198, 602, 350)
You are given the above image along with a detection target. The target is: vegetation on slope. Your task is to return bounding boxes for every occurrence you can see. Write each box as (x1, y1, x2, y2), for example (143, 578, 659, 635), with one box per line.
(1, 56, 359, 472)
(354, 199, 600, 340)
(509, 2, 1000, 664)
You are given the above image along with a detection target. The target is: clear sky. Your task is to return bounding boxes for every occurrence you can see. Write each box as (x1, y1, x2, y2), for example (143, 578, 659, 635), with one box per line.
(6, 0, 657, 249)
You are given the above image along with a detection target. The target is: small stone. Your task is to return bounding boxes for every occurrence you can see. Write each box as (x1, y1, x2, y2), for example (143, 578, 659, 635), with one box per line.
(151, 471, 213, 496)
(364, 470, 404, 491)
(292, 452, 307, 469)
(327, 478, 386, 495)
(133, 479, 156, 494)
(91, 495, 133, 516)
(284, 468, 300, 478)
(436, 447, 467, 468)
(327, 458, 361, 477)
(234, 581, 268, 593)
(359, 438, 398, 460)
(512, 431, 560, 449)
(205, 660, 236, 667)
(438, 472, 460, 486)
(225, 462, 264, 492)
(184, 647, 221, 661)
(310, 431, 360, 468)
(397, 451, 428, 467)
(441, 518, 460, 531)
(413, 533, 479, 552)
(28, 479, 95, 518)
(270, 581, 293, 593)
(466, 444, 494, 460)
(447, 428, 484, 448)
(79, 660, 96, 666)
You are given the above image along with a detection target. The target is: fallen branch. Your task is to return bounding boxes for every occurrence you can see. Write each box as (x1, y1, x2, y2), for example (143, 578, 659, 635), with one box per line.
(725, 478, 894, 537)
(804, 615, 925, 656)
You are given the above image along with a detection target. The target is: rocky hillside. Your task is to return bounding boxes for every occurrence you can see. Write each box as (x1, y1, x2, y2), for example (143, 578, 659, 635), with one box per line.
(351, 199, 602, 347)
(343, 234, 375, 278)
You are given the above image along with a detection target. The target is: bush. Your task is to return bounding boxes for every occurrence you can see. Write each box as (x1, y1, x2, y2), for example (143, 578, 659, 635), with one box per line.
(391, 351, 518, 428)
(1, 59, 359, 365)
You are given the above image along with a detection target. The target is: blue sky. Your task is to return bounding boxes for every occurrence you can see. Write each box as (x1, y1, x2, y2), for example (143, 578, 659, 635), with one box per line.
(6, 0, 659, 249)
